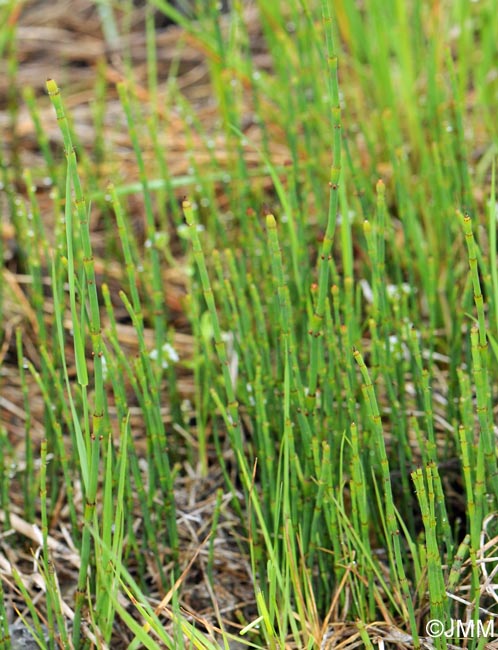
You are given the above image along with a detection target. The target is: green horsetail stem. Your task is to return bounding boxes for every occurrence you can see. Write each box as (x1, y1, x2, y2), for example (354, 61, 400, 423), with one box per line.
(39, 438, 70, 649)
(46, 78, 105, 423)
(489, 163, 498, 335)
(23, 86, 56, 181)
(306, 1, 342, 414)
(460, 211, 487, 349)
(265, 213, 292, 355)
(460, 210, 498, 503)
(110, 184, 143, 320)
(457, 424, 484, 551)
(470, 327, 498, 503)
(266, 212, 312, 445)
(46, 78, 105, 648)
(411, 468, 448, 645)
(117, 82, 166, 368)
(349, 421, 374, 611)
(182, 199, 243, 449)
(16, 329, 35, 522)
(28, 347, 78, 532)
(353, 347, 419, 641)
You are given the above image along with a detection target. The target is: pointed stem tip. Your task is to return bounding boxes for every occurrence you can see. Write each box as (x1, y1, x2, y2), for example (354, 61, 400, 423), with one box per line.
(46, 78, 58, 95)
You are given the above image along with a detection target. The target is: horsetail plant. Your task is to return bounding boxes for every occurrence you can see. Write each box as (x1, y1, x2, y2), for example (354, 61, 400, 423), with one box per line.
(460, 210, 498, 504)
(307, 0, 342, 415)
(183, 198, 243, 452)
(46, 78, 106, 648)
(117, 81, 167, 369)
(353, 347, 419, 644)
(2, 1, 497, 648)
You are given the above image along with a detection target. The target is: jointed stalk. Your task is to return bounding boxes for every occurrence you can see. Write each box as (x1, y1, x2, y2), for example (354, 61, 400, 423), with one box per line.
(307, 1, 342, 413)
(117, 82, 166, 369)
(183, 199, 243, 449)
(46, 78, 105, 647)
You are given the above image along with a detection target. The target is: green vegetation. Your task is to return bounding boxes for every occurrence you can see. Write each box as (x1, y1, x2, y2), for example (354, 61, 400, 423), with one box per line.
(0, 0, 497, 648)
